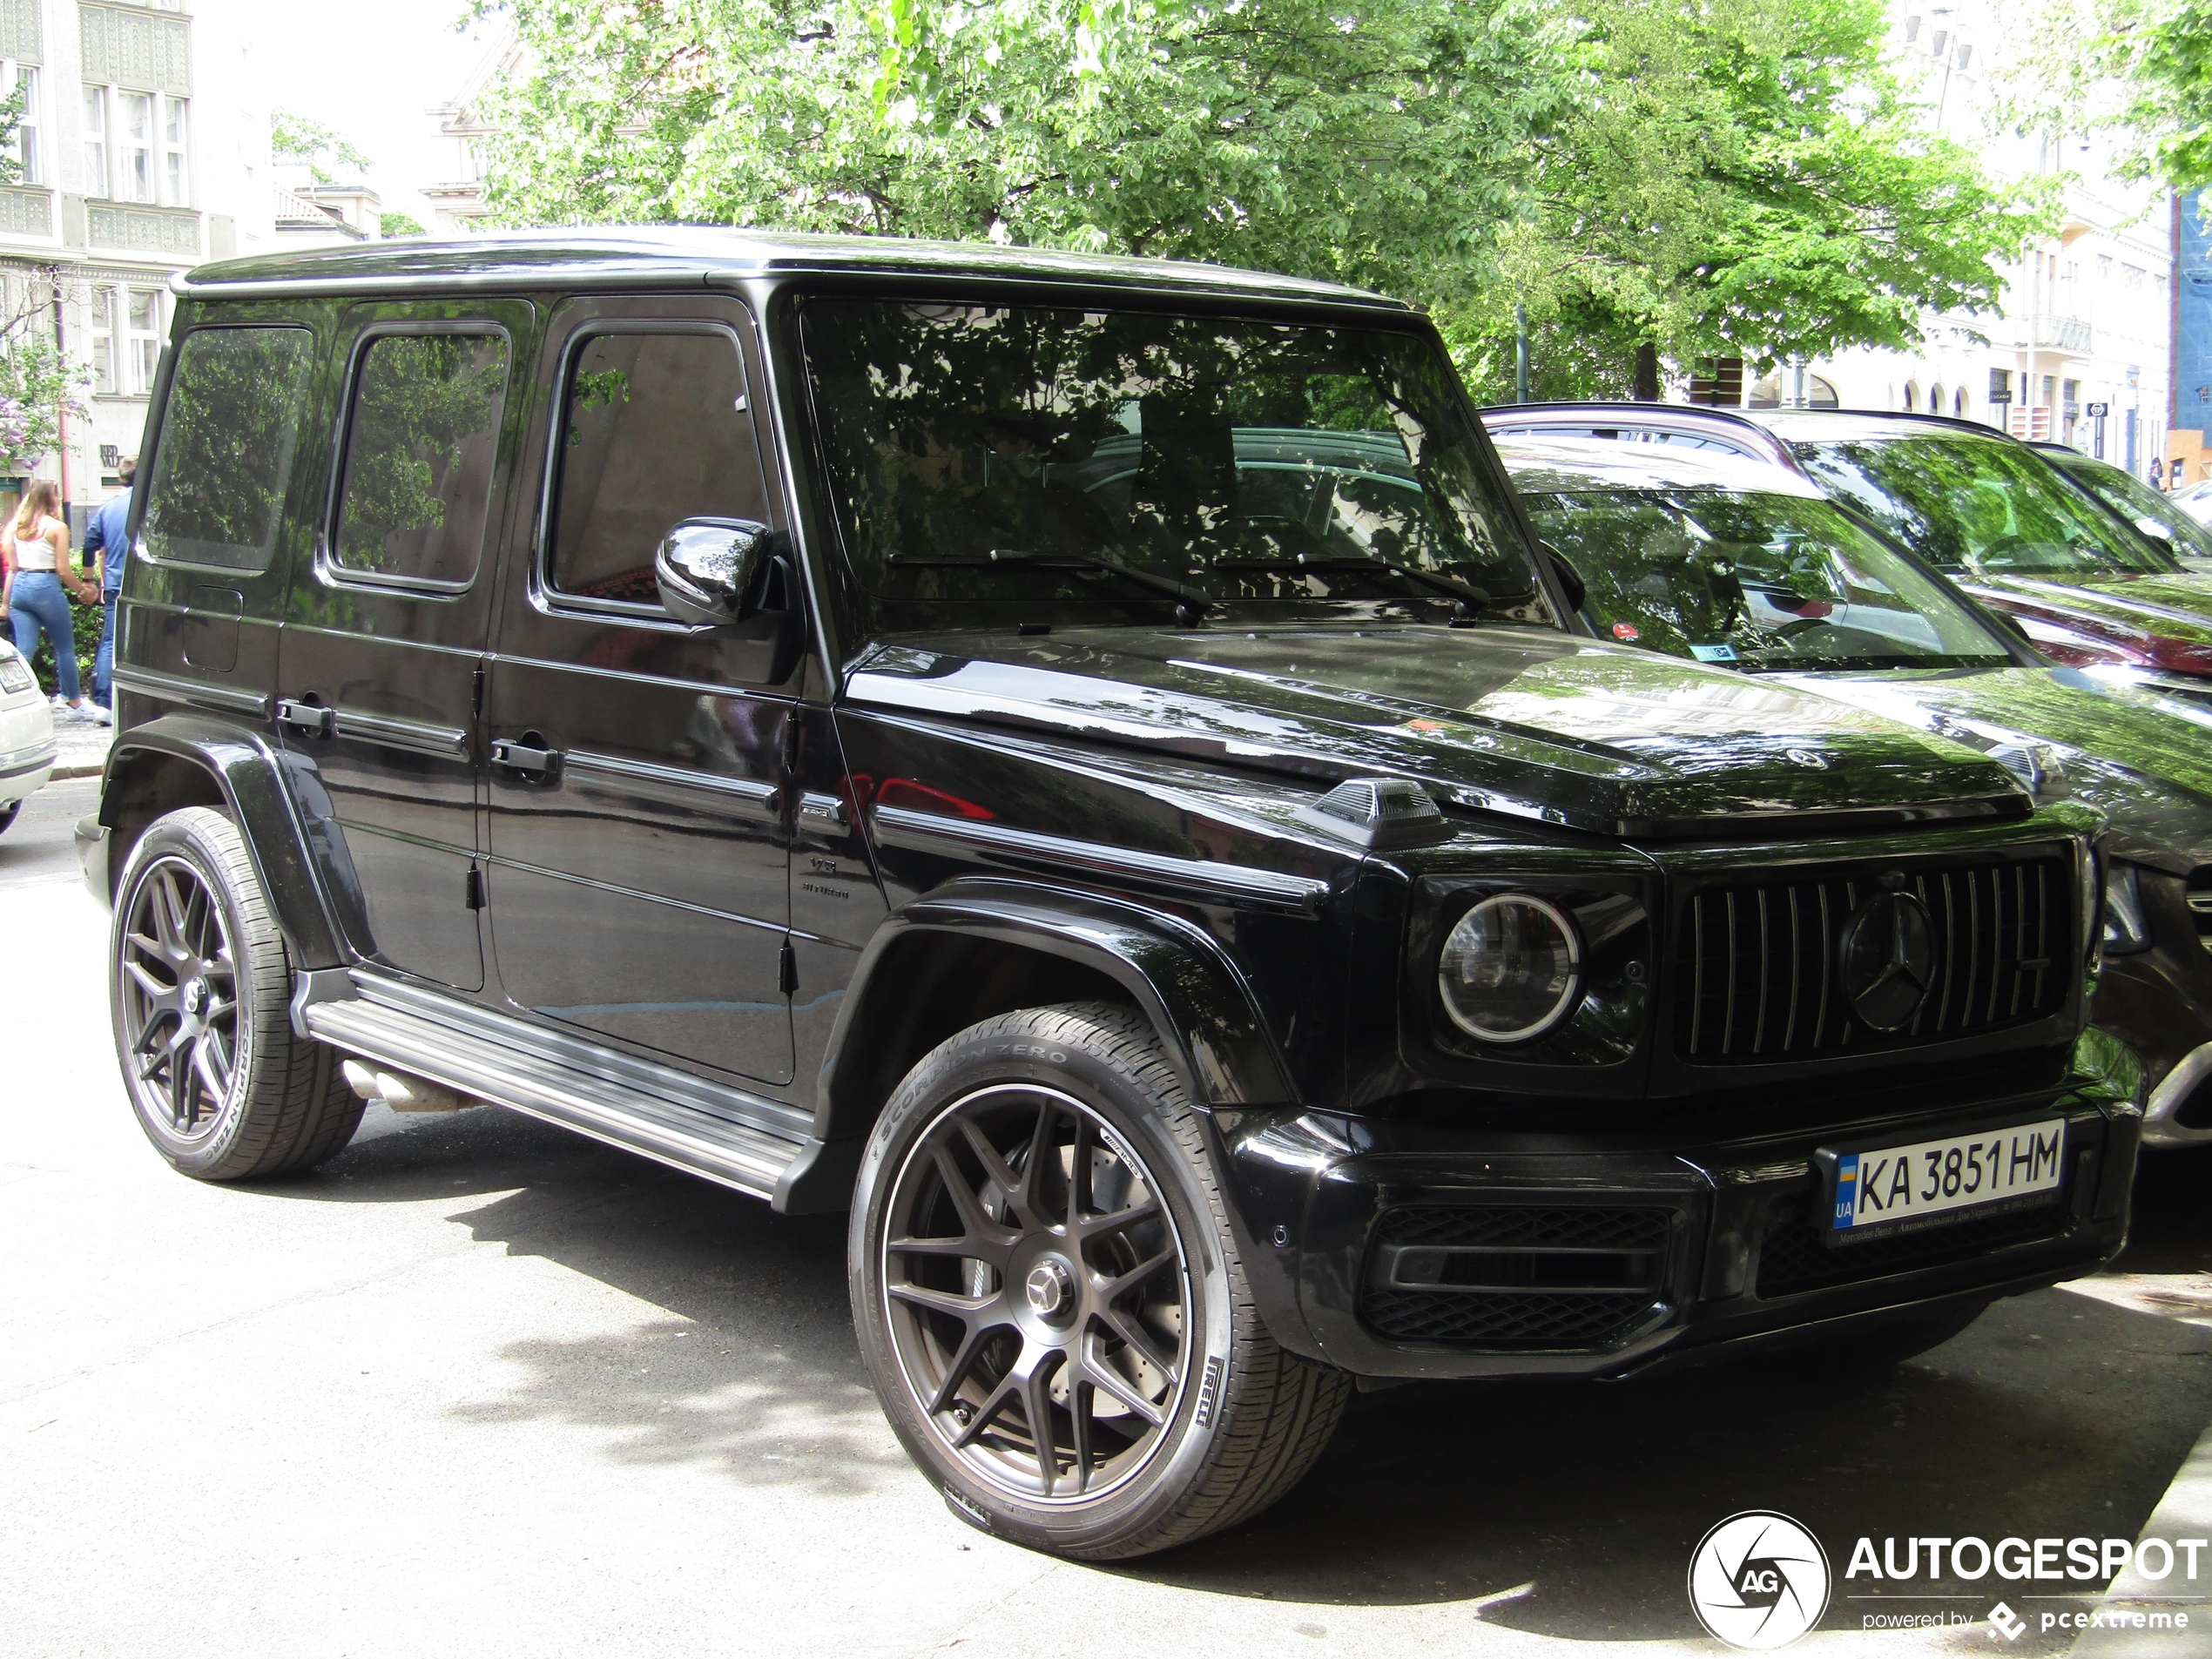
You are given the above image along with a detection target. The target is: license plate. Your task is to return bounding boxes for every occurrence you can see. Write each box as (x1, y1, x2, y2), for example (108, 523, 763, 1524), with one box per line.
(1825, 1119, 2067, 1242)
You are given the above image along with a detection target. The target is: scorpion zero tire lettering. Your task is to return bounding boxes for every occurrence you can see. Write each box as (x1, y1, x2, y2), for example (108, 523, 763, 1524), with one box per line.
(109, 806, 365, 1181)
(849, 1001, 1350, 1560)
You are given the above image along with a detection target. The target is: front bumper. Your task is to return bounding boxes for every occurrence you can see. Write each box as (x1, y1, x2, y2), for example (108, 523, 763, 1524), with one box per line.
(1224, 1048, 2141, 1382)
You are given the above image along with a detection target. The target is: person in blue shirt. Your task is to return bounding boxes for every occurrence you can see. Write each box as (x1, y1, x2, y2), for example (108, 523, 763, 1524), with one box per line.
(83, 455, 134, 716)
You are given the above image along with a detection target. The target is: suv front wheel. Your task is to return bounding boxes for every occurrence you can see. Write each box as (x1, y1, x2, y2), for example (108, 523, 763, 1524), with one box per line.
(850, 1001, 1349, 1559)
(110, 806, 363, 1180)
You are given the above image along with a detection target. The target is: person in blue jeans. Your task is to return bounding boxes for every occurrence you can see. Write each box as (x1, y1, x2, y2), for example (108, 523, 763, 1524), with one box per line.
(84, 457, 135, 712)
(2, 478, 101, 719)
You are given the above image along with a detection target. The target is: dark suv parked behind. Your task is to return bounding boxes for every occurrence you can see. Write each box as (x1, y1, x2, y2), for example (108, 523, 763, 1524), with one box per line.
(83, 233, 2138, 1559)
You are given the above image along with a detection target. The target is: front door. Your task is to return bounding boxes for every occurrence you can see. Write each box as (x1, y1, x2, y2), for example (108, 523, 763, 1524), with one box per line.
(483, 296, 798, 1087)
(275, 301, 531, 991)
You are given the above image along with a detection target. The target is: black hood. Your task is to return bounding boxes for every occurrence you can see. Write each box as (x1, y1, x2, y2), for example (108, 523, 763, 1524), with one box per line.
(846, 624, 2029, 839)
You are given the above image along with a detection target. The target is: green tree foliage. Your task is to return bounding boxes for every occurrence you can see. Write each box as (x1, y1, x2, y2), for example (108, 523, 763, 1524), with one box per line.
(472, 0, 1582, 307)
(469, 0, 2040, 397)
(2113, 0, 2212, 186)
(379, 210, 428, 237)
(1453, 0, 2047, 401)
(271, 109, 372, 185)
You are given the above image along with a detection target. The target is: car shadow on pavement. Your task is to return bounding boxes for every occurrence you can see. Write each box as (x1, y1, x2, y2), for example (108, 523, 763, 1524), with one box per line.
(272, 1109, 2212, 1637)
(272, 1103, 907, 1501)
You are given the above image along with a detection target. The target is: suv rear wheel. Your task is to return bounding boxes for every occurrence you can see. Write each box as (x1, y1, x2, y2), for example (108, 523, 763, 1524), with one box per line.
(110, 806, 362, 1180)
(851, 1001, 1349, 1559)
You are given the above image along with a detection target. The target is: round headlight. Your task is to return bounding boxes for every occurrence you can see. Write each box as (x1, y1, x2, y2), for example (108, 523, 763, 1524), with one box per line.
(1437, 894, 1583, 1043)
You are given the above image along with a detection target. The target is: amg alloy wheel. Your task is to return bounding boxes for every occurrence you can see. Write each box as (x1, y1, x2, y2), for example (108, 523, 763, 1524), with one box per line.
(118, 850, 246, 1143)
(110, 807, 363, 1180)
(853, 1001, 1350, 1559)
(880, 1081, 1192, 1504)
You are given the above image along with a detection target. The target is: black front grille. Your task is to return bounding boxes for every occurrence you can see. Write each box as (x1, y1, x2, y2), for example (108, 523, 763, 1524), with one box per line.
(1676, 852, 2068, 1062)
(1361, 1204, 1671, 1349)
(1756, 1197, 2071, 1298)
(1363, 1287, 1659, 1345)
(1377, 1205, 1671, 1252)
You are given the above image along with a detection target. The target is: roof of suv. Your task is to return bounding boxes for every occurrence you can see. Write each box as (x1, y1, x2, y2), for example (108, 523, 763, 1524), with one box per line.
(1491, 433, 1826, 498)
(1480, 401, 1801, 469)
(1747, 407, 2018, 444)
(174, 226, 1413, 310)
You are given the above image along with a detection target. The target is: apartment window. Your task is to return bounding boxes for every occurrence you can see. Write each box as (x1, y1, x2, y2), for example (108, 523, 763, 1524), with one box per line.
(118, 91, 152, 202)
(160, 98, 186, 205)
(7, 64, 39, 185)
(84, 89, 187, 205)
(82, 87, 105, 198)
(126, 289, 160, 391)
(89, 288, 115, 394)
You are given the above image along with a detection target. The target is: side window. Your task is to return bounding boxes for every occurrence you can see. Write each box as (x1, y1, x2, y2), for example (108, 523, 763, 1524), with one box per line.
(333, 330, 511, 586)
(140, 326, 315, 571)
(548, 328, 768, 607)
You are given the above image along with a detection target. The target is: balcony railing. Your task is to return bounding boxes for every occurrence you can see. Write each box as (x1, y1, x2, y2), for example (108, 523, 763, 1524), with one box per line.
(84, 200, 199, 258)
(2030, 316, 2094, 354)
(0, 185, 54, 239)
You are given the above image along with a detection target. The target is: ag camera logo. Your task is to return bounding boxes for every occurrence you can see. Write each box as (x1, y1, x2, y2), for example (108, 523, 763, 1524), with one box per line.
(1689, 1511, 1832, 1650)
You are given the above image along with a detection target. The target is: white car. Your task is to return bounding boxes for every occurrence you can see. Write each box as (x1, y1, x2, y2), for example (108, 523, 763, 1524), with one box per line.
(0, 637, 57, 833)
(2172, 477, 2212, 528)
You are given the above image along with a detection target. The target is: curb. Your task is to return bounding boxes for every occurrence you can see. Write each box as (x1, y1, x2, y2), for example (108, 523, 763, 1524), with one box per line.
(50, 760, 105, 781)
(2071, 1416, 2212, 1656)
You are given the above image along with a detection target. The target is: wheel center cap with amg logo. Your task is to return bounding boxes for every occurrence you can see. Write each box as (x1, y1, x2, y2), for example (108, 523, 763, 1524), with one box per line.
(1024, 1256, 1076, 1321)
(1838, 889, 1936, 1030)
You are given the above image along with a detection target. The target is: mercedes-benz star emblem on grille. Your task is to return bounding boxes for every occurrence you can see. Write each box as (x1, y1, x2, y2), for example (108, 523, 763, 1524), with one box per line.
(1838, 889, 1937, 1030)
(1784, 748, 1829, 769)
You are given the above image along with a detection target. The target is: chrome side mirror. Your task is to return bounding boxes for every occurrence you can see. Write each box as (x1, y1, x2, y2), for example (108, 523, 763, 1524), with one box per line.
(654, 517, 774, 625)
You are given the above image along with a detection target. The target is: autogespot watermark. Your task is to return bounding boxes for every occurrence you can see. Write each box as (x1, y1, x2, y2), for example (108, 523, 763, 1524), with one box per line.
(1689, 1512, 1833, 1650)
(1688, 1516, 2208, 1648)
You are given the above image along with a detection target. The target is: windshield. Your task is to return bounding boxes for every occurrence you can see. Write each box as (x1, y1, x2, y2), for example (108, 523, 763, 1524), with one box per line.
(801, 300, 1547, 620)
(1520, 486, 2014, 671)
(2058, 455, 2212, 565)
(1789, 432, 2176, 579)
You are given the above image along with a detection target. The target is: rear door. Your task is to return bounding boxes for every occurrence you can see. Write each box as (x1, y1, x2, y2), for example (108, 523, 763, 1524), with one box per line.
(482, 294, 799, 1087)
(273, 300, 530, 991)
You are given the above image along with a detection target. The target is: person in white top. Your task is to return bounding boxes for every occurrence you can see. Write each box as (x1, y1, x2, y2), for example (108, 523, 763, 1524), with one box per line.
(2, 477, 104, 722)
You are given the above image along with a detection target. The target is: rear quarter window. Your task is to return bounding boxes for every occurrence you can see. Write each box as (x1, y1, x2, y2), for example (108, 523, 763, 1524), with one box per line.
(140, 325, 316, 572)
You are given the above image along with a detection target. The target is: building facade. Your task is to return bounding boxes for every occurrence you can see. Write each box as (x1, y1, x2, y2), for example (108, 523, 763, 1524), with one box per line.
(0, 0, 267, 526)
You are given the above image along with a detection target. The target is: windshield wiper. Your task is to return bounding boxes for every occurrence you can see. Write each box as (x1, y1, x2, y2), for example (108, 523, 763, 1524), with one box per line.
(890, 548, 1212, 619)
(1213, 552, 1492, 617)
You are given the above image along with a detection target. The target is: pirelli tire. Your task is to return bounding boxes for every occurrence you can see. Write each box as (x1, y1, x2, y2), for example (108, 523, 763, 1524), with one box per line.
(109, 805, 364, 1181)
(850, 1000, 1349, 1560)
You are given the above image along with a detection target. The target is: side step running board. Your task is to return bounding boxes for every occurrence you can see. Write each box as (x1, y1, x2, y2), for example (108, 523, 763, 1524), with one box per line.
(300, 972, 811, 1201)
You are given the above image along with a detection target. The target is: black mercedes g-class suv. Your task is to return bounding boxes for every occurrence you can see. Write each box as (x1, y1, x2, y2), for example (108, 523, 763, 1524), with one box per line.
(81, 231, 2138, 1561)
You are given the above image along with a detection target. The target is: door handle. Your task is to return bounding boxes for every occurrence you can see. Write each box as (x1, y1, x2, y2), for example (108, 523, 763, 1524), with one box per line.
(276, 698, 332, 738)
(491, 735, 562, 783)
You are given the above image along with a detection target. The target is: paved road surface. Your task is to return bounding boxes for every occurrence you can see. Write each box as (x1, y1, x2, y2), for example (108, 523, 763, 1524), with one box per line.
(6, 777, 2211, 1658)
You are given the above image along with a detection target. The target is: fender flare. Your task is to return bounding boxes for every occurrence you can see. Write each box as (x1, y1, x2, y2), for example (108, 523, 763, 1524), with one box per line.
(101, 714, 359, 970)
(814, 877, 1300, 1140)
